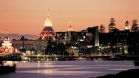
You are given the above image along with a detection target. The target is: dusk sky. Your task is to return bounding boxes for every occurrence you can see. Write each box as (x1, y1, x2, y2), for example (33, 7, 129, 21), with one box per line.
(0, 0, 139, 35)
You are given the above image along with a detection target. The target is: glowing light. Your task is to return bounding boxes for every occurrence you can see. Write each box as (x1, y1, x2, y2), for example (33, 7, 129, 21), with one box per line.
(44, 16, 52, 27)
(3, 61, 15, 67)
(2, 37, 12, 47)
(125, 26, 130, 30)
(0, 36, 21, 56)
(86, 45, 93, 48)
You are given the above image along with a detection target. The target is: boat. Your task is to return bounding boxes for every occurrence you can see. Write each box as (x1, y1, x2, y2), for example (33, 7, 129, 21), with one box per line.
(0, 61, 16, 74)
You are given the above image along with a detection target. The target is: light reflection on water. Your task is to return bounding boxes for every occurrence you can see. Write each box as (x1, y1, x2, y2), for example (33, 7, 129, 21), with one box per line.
(0, 61, 138, 78)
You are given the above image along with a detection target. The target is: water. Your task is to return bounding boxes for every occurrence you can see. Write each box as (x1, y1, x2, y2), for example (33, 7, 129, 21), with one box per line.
(0, 61, 138, 78)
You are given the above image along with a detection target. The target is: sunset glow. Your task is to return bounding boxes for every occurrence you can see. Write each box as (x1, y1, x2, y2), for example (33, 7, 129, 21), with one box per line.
(0, 0, 139, 35)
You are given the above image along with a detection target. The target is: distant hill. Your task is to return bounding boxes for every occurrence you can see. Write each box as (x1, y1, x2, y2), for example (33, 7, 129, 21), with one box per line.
(0, 33, 38, 40)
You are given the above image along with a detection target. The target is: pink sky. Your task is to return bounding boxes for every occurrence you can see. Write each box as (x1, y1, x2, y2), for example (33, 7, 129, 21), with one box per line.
(0, 0, 139, 35)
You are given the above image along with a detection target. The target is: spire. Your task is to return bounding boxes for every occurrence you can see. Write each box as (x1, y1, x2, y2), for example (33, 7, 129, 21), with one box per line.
(68, 20, 73, 31)
(44, 9, 52, 27)
(125, 20, 130, 30)
(99, 24, 105, 33)
(125, 20, 129, 26)
(47, 8, 50, 18)
(69, 20, 72, 28)
(109, 18, 116, 32)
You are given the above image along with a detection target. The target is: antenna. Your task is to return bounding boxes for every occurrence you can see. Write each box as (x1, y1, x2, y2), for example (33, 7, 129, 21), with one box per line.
(69, 20, 72, 28)
(4, 29, 8, 37)
(126, 16, 129, 20)
(47, 8, 50, 18)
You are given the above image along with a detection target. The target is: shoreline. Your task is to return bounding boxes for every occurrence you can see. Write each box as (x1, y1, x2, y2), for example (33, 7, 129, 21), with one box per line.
(94, 69, 139, 78)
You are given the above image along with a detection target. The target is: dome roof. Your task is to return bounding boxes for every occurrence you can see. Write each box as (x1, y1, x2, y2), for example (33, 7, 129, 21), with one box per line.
(43, 26, 54, 32)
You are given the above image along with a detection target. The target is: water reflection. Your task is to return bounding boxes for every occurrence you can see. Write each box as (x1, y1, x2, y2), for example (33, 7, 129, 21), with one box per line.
(0, 61, 138, 78)
(37, 61, 40, 73)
